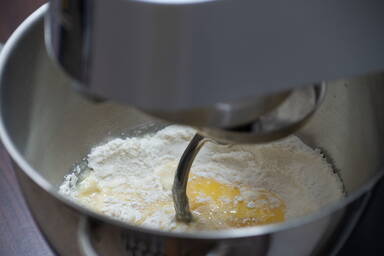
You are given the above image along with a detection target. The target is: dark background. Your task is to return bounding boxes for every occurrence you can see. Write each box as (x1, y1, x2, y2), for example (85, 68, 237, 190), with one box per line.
(0, 0, 45, 42)
(1, 1, 384, 255)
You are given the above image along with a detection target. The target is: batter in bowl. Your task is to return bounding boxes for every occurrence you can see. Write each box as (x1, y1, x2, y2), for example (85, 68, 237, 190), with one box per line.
(60, 125, 344, 231)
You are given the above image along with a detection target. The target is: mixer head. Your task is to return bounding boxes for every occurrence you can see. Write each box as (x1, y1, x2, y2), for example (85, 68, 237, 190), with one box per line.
(45, 0, 384, 143)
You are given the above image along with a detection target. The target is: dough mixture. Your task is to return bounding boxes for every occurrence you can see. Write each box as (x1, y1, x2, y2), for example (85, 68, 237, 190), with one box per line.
(60, 125, 344, 231)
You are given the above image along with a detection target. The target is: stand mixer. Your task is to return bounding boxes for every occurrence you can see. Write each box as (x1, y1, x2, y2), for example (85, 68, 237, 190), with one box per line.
(1, 2, 384, 256)
(46, 0, 384, 143)
(46, 0, 384, 224)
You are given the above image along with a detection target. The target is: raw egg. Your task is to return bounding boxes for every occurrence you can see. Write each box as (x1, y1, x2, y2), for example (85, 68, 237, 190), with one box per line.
(187, 175, 286, 228)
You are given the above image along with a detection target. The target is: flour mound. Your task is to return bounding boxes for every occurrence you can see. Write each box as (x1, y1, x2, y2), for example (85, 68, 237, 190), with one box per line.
(60, 125, 344, 231)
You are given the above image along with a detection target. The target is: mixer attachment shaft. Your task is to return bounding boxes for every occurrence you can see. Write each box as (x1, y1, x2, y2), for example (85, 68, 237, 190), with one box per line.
(172, 133, 209, 223)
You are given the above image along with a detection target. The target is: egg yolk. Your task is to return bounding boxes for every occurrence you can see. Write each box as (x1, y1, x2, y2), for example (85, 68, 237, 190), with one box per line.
(187, 175, 286, 227)
(77, 161, 286, 229)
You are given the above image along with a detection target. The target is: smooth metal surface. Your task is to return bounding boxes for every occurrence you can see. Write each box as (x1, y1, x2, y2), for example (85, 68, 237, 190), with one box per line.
(78, 217, 99, 256)
(172, 133, 207, 223)
(198, 84, 325, 144)
(46, 0, 384, 143)
(148, 84, 325, 144)
(1, 5, 384, 256)
(145, 91, 291, 129)
(46, 0, 384, 112)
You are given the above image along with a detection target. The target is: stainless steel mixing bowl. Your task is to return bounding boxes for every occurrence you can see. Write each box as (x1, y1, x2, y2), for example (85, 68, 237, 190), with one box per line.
(1, 5, 384, 256)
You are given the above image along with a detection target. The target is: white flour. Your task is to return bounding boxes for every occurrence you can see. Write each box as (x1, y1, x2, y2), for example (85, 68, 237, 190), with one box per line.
(60, 125, 344, 231)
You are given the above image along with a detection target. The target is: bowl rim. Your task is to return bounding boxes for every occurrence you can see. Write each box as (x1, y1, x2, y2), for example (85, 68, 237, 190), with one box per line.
(0, 3, 383, 240)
